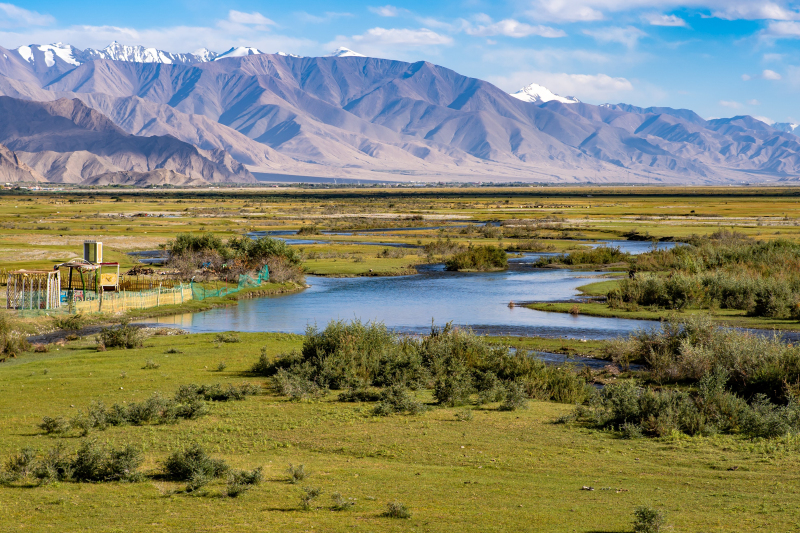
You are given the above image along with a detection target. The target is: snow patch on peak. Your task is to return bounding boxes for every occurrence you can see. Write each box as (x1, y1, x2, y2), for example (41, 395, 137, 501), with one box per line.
(277, 51, 301, 58)
(328, 47, 365, 58)
(772, 122, 800, 135)
(38, 43, 80, 66)
(214, 47, 264, 60)
(510, 83, 579, 105)
(192, 48, 218, 62)
(17, 45, 33, 63)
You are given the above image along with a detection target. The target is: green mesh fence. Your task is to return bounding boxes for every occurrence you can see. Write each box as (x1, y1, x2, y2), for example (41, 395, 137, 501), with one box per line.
(191, 265, 269, 300)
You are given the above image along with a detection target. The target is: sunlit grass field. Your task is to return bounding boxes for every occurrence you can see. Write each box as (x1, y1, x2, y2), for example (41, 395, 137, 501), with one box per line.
(2, 332, 800, 532)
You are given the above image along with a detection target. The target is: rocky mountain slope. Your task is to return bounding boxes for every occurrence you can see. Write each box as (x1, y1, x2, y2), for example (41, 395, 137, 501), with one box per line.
(0, 96, 255, 184)
(0, 42, 798, 183)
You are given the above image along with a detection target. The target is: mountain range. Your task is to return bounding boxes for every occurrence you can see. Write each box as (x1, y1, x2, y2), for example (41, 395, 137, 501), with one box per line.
(1, 41, 798, 185)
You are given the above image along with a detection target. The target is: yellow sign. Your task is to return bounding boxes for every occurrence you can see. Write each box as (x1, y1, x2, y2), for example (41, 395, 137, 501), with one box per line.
(100, 273, 118, 286)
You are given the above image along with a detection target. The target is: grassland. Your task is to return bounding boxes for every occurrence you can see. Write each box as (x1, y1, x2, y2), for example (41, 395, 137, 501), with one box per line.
(3, 331, 800, 532)
(3, 186, 800, 532)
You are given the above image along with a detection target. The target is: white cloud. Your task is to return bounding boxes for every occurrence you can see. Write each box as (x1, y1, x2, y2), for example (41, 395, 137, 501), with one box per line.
(741, 74, 751, 80)
(762, 69, 782, 80)
(720, 100, 743, 109)
(712, 3, 799, 21)
(465, 19, 567, 38)
(0, 3, 55, 27)
(0, 22, 316, 55)
(762, 53, 784, 62)
(524, 1, 800, 23)
(747, 99, 760, 105)
(353, 27, 452, 46)
(753, 115, 775, 124)
(295, 12, 353, 23)
(227, 10, 276, 26)
(642, 13, 687, 27)
(368, 5, 406, 17)
(489, 70, 635, 102)
(583, 26, 647, 49)
(761, 20, 800, 41)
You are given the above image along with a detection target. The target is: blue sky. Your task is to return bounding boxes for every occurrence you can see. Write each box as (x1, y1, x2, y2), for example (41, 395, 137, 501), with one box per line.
(2, 1, 800, 123)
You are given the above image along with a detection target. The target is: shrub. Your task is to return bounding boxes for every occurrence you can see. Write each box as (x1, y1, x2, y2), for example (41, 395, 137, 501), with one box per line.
(535, 245, 630, 266)
(98, 322, 143, 349)
(214, 332, 240, 344)
(338, 388, 382, 402)
(72, 440, 143, 482)
(287, 463, 307, 484)
(633, 506, 667, 533)
(384, 501, 411, 519)
(226, 467, 263, 497)
(1, 448, 36, 484)
(499, 381, 528, 411)
(0, 314, 31, 358)
(445, 245, 507, 271)
(455, 409, 474, 421)
(39, 416, 70, 435)
(52, 314, 84, 331)
(143, 359, 160, 370)
(331, 492, 355, 511)
(372, 385, 427, 416)
(300, 486, 322, 510)
(163, 444, 228, 482)
(33, 445, 73, 484)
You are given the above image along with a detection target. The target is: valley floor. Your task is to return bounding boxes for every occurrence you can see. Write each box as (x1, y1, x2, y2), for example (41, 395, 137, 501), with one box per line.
(1, 332, 800, 532)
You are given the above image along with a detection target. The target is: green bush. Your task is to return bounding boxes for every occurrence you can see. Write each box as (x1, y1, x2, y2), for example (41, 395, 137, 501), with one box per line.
(98, 322, 143, 349)
(372, 385, 427, 416)
(331, 492, 355, 511)
(384, 501, 411, 519)
(535, 245, 630, 266)
(163, 444, 228, 482)
(445, 245, 507, 271)
(287, 463, 307, 484)
(499, 381, 529, 411)
(0, 315, 31, 358)
(226, 467, 263, 497)
(52, 314, 85, 331)
(633, 506, 667, 533)
(299, 486, 322, 510)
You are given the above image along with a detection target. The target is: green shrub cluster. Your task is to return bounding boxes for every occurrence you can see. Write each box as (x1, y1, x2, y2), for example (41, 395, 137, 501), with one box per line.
(0, 315, 31, 358)
(577, 317, 800, 439)
(40, 383, 259, 436)
(607, 315, 800, 400)
(97, 322, 143, 349)
(166, 233, 303, 282)
(534, 245, 631, 266)
(444, 245, 508, 271)
(1, 440, 143, 485)
(253, 320, 592, 410)
(609, 233, 800, 318)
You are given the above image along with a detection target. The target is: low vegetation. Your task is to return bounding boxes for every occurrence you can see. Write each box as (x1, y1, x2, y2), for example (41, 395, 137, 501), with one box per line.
(571, 316, 800, 439)
(610, 232, 800, 319)
(166, 233, 304, 283)
(252, 320, 591, 408)
(444, 245, 508, 271)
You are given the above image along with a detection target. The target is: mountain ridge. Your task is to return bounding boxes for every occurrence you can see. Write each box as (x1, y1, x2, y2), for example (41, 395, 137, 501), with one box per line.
(0, 44, 798, 183)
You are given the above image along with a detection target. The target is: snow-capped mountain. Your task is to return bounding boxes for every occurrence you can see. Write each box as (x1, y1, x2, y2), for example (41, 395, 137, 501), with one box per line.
(510, 83, 580, 104)
(328, 47, 365, 58)
(773, 122, 799, 136)
(214, 47, 264, 61)
(81, 41, 206, 64)
(12, 41, 213, 67)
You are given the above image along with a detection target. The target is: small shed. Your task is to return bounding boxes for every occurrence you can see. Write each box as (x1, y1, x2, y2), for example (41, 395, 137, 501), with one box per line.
(6, 270, 61, 310)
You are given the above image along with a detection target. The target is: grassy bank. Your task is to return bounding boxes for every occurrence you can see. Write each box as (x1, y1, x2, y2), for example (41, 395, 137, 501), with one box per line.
(1, 331, 800, 531)
(525, 301, 800, 331)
